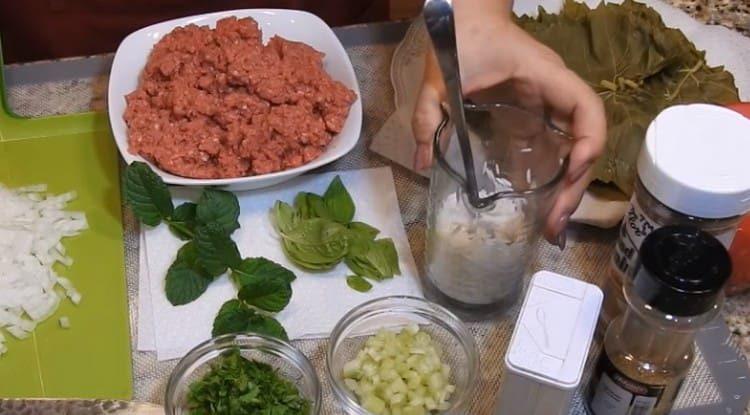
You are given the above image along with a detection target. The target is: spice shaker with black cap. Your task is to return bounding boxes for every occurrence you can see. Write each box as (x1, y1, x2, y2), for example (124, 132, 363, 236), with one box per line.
(586, 225, 732, 415)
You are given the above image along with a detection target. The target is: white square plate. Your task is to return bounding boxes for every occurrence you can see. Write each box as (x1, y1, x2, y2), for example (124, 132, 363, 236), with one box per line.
(108, 9, 362, 190)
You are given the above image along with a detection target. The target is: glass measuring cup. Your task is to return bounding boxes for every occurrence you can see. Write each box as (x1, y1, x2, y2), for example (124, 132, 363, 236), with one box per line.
(424, 103, 572, 321)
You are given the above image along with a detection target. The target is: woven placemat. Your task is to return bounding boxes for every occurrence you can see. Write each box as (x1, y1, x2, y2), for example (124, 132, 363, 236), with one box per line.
(5, 37, 746, 414)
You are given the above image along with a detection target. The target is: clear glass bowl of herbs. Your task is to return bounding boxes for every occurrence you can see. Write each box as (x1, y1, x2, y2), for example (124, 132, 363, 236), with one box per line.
(166, 333, 321, 415)
(327, 296, 479, 414)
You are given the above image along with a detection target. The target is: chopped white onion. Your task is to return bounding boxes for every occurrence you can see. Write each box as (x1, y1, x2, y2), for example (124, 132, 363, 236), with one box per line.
(0, 184, 87, 356)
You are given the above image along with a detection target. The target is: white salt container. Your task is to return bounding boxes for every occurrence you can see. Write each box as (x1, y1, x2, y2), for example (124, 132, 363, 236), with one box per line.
(494, 271, 603, 415)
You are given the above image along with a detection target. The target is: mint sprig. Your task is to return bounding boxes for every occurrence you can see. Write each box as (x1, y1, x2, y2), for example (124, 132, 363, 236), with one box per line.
(124, 163, 295, 342)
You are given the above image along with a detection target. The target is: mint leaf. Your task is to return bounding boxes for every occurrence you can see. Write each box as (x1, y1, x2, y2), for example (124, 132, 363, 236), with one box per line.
(196, 188, 240, 234)
(233, 258, 295, 312)
(233, 258, 296, 286)
(346, 275, 373, 293)
(124, 161, 174, 226)
(212, 299, 289, 341)
(165, 260, 212, 306)
(323, 176, 355, 224)
(195, 224, 242, 276)
(165, 242, 213, 305)
(246, 313, 288, 341)
(212, 299, 253, 337)
(238, 276, 292, 312)
(168, 202, 197, 240)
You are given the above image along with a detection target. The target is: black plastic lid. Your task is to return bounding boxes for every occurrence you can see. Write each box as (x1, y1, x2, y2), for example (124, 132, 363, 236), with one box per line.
(632, 225, 732, 317)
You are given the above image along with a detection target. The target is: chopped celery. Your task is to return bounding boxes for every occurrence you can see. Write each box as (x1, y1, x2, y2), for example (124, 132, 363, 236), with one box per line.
(341, 326, 456, 414)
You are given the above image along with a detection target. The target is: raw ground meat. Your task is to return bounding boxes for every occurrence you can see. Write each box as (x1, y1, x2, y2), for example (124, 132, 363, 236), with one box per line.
(124, 16, 357, 179)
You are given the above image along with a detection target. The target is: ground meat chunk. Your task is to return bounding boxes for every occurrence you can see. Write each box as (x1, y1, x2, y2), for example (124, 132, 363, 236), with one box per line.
(124, 16, 356, 179)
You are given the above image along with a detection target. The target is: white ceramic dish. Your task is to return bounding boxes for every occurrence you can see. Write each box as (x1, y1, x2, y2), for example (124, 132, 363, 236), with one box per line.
(108, 9, 362, 190)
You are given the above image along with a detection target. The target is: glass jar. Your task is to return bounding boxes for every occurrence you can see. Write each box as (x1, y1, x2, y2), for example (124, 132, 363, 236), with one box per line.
(326, 296, 479, 415)
(424, 103, 571, 321)
(587, 226, 732, 415)
(601, 104, 750, 332)
(165, 333, 322, 414)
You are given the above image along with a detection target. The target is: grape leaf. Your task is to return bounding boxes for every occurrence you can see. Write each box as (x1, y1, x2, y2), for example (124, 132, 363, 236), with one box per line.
(517, 0, 739, 195)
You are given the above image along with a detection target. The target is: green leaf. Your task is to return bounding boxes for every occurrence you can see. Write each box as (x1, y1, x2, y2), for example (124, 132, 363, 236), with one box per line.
(281, 239, 341, 271)
(165, 242, 213, 305)
(238, 276, 292, 312)
(347, 222, 380, 257)
(271, 201, 299, 234)
(245, 313, 288, 341)
(232, 259, 295, 313)
(293, 192, 315, 220)
(346, 275, 373, 293)
(124, 161, 174, 226)
(233, 257, 296, 286)
(279, 219, 350, 270)
(375, 238, 401, 276)
(345, 255, 382, 280)
(323, 176, 355, 224)
(195, 224, 242, 276)
(212, 299, 254, 337)
(212, 300, 288, 341)
(196, 188, 240, 234)
(517, 0, 739, 195)
(168, 202, 197, 240)
(348, 222, 380, 240)
(165, 259, 212, 306)
(344, 238, 400, 281)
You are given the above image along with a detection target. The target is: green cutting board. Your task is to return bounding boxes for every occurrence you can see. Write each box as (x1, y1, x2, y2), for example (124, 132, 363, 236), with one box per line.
(0, 55, 132, 398)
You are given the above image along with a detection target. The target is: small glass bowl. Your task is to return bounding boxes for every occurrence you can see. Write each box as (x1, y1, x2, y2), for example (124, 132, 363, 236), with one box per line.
(165, 333, 322, 414)
(327, 296, 479, 414)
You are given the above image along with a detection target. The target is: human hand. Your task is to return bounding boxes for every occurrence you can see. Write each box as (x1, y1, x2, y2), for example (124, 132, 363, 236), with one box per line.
(412, 14, 606, 247)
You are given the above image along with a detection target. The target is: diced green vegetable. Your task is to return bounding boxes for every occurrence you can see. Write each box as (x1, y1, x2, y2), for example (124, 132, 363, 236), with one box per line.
(342, 326, 455, 414)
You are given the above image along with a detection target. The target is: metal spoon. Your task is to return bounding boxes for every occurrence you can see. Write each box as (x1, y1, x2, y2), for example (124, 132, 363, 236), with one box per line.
(423, 0, 485, 208)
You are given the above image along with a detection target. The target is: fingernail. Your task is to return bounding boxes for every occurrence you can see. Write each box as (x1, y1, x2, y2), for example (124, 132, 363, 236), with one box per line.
(557, 230, 567, 251)
(569, 161, 592, 183)
(556, 215, 569, 251)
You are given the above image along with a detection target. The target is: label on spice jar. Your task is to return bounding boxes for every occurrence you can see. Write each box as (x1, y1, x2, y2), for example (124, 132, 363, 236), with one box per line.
(587, 353, 665, 415)
(611, 195, 737, 280)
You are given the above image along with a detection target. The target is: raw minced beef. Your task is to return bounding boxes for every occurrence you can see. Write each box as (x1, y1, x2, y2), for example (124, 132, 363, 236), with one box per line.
(124, 16, 356, 179)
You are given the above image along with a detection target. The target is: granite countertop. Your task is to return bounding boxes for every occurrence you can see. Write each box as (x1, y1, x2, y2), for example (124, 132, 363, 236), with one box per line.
(667, 0, 750, 34)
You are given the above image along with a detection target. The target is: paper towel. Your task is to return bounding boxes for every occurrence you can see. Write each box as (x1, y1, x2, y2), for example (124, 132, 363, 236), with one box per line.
(370, 0, 750, 228)
(138, 167, 423, 361)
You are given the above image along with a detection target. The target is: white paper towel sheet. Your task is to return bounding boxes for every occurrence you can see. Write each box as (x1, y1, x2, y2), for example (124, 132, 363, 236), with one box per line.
(371, 0, 750, 228)
(138, 167, 423, 361)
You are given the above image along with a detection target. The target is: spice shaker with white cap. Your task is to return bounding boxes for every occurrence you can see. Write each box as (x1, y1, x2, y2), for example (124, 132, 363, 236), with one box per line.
(493, 271, 602, 415)
(601, 104, 750, 330)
